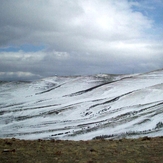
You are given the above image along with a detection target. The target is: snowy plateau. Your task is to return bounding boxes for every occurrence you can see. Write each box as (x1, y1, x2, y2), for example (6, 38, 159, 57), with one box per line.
(0, 69, 163, 140)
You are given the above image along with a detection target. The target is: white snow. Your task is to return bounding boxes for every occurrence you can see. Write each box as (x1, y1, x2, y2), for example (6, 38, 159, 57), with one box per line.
(0, 69, 163, 140)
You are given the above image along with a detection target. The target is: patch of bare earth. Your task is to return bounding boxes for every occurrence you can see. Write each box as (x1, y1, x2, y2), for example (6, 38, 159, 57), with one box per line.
(1, 136, 163, 163)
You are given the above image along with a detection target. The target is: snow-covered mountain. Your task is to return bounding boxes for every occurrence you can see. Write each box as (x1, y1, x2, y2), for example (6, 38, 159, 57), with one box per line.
(0, 69, 163, 140)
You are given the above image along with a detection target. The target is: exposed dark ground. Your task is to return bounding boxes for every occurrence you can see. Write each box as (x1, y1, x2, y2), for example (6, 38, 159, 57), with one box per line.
(1, 137, 163, 163)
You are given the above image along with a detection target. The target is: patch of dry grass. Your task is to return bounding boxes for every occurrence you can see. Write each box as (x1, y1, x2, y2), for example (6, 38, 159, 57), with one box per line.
(1, 137, 163, 163)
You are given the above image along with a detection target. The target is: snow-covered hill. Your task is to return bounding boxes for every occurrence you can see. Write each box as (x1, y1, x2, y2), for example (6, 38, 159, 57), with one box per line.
(0, 69, 163, 140)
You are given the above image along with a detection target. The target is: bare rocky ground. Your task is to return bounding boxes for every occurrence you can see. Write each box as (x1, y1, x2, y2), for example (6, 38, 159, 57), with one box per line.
(1, 136, 163, 163)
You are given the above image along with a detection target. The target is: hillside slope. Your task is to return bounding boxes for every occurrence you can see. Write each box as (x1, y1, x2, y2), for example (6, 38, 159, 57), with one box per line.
(0, 69, 163, 140)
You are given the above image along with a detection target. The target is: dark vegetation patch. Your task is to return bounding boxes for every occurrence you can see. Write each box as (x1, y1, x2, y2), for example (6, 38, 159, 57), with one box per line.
(1, 137, 163, 163)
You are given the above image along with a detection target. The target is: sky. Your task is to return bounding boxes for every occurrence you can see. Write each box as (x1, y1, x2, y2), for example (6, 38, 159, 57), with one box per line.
(0, 0, 163, 81)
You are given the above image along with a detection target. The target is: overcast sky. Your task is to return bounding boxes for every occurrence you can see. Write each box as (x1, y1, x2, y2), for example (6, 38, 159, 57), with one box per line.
(0, 0, 163, 81)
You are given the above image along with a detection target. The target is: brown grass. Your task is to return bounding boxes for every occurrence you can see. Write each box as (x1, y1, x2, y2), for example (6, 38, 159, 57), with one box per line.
(1, 137, 163, 163)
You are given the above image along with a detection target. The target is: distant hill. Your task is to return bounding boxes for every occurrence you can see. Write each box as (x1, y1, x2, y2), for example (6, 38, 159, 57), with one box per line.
(0, 69, 163, 140)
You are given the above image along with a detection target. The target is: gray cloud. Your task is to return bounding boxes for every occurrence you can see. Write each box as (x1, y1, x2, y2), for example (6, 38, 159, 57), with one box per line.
(0, 0, 163, 80)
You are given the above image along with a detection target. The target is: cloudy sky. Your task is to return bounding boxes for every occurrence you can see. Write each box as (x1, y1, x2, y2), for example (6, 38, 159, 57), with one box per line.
(0, 0, 163, 81)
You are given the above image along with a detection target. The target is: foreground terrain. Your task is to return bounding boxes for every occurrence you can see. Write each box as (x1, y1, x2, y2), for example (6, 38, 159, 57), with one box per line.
(1, 137, 163, 163)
